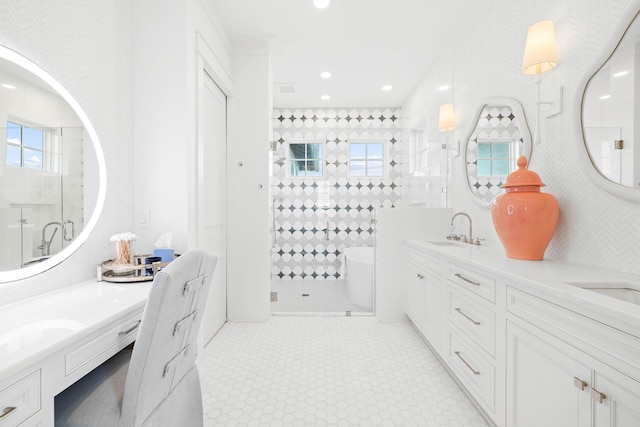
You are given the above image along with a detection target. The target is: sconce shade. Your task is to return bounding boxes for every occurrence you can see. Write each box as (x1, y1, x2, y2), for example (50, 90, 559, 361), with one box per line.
(439, 103, 456, 132)
(522, 20, 558, 75)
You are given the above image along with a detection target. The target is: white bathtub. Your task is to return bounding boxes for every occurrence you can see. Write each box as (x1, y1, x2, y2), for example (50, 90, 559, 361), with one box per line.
(343, 247, 374, 310)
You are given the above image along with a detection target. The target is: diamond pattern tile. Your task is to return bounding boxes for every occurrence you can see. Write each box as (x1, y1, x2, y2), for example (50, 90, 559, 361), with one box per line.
(272, 108, 402, 281)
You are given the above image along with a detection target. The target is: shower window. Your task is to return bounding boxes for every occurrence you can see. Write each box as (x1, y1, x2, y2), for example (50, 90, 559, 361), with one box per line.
(349, 140, 384, 177)
(477, 139, 513, 177)
(288, 139, 324, 177)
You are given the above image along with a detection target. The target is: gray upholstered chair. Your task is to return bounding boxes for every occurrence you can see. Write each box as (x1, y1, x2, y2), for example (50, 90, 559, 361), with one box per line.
(55, 249, 217, 427)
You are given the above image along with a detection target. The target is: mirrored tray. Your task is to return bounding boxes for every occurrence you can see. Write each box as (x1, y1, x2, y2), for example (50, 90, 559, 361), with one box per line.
(98, 254, 170, 283)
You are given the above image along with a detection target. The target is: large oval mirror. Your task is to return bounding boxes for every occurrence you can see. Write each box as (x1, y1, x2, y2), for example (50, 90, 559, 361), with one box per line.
(0, 46, 106, 282)
(464, 97, 532, 207)
(582, 10, 640, 196)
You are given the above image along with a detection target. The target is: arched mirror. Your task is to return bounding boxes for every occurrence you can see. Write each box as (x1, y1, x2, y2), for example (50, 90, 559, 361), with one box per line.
(0, 46, 106, 282)
(581, 9, 640, 201)
(464, 97, 532, 207)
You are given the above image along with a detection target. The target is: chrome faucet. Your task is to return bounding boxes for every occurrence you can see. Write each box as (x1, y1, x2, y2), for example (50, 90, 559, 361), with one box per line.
(449, 212, 473, 244)
(38, 221, 62, 256)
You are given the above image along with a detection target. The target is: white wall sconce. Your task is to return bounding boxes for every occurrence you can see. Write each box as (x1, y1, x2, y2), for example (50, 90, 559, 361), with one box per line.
(522, 20, 563, 144)
(439, 103, 459, 157)
(439, 103, 456, 132)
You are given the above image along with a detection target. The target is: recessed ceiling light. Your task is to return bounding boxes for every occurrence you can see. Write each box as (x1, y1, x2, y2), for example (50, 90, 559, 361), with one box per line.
(382, 85, 393, 91)
(321, 94, 331, 100)
(320, 71, 332, 79)
(599, 94, 611, 100)
(438, 85, 449, 91)
(613, 70, 629, 78)
(1, 83, 16, 89)
(313, 0, 330, 9)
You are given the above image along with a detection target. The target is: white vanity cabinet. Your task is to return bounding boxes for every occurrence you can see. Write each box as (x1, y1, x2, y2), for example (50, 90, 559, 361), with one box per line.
(0, 280, 151, 427)
(404, 239, 640, 427)
(0, 371, 41, 426)
(506, 287, 640, 427)
(446, 262, 502, 419)
(405, 246, 444, 353)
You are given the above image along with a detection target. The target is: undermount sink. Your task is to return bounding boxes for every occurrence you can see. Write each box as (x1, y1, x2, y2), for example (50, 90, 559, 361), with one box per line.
(565, 281, 640, 305)
(424, 240, 470, 249)
(428, 241, 462, 246)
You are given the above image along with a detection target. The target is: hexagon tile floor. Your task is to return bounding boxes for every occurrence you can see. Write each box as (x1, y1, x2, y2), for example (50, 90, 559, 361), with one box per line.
(198, 316, 489, 426)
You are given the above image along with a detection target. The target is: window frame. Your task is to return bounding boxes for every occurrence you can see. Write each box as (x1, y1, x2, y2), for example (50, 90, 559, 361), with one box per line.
(286, 138, 325, 178)
(348, 139, 387, 178)
(476, 137, 516, 179)
(6, 120, 46, 171)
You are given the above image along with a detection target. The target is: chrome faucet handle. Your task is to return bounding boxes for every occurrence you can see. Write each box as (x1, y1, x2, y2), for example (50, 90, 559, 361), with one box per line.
(473, 238, 485, 246)
(446, 234, 458, 240)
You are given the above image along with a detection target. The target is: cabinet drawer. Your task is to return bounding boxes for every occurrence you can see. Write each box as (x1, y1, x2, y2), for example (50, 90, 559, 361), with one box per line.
(448, 287, 496, 357)
(448, 329, 495, 414)
(507, 286, 640, 381)
(65, 313, 141, 376)
(407, 249, 442, 277)
(448, 264, 496, 303)
(0, 371, 40, 426)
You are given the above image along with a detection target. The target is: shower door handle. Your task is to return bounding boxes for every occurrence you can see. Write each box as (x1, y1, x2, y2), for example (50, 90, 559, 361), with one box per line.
(63, 220, 75, 241)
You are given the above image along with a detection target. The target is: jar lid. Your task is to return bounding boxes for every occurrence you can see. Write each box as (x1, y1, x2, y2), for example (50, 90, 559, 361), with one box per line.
(502, 156, 545, 188)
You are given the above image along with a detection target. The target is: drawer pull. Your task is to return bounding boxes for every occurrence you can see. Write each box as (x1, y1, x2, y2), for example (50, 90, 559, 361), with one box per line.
(454, 351, 480, 375)
(573, 377, 588, 391)
(0, 407, 17, 420)
(118, 320, 141, 336)
(417, 273, 424, 280)
(455, 308, 481, 325)
(453, 273, 481, 287)
(591, 388, 606, 404)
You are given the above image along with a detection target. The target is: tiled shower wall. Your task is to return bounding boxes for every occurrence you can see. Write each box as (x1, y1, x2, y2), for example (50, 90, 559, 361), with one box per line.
(271, 108, 402, 280)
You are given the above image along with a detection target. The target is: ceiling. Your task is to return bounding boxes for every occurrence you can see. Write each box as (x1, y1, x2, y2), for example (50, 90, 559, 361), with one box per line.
(211, 0, 497, 108)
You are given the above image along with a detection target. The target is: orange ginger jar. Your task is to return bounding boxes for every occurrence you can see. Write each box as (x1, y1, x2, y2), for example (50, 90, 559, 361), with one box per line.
(491, 156, 559, 260)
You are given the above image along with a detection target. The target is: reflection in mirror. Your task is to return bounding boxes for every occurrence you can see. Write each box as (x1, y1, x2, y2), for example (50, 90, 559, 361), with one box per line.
(464, 97, 532, 206)
(582, 10, 640, 189)
(0, 46, 105, 282)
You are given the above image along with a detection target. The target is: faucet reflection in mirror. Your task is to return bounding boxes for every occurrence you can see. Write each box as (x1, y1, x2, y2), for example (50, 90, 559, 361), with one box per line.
(522, 20, 563, 145)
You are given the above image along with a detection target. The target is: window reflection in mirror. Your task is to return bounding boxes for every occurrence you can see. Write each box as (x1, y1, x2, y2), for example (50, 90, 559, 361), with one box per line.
(464, 98, 532, 206)
(477, 139, 515, 177)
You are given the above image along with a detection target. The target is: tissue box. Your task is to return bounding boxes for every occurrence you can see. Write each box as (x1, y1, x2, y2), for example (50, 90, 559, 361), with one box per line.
(153, 248, 174, 264)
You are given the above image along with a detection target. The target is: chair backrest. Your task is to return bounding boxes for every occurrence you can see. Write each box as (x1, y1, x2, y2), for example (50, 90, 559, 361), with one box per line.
(119, 249, 217, 426)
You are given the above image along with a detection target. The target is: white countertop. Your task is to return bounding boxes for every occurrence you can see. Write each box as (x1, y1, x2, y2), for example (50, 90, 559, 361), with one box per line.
(405, 239, 640, 340)
(0, 279, 152, 380)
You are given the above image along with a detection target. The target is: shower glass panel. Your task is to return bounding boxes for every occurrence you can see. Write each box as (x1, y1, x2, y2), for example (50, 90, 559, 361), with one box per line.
(0, 126, 83, 270)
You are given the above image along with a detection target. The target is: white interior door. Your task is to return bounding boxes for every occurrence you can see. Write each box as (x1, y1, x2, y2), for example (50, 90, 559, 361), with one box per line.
(198, 69, 227, 344)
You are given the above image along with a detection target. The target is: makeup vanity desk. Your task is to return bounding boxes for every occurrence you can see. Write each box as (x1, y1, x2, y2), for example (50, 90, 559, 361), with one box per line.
(0, 280, 152, 427)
